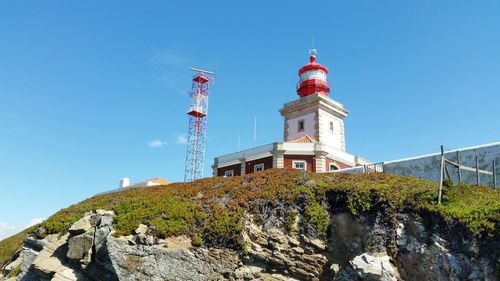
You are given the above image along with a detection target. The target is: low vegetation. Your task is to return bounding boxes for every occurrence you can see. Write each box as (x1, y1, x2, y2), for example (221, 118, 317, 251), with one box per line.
(1, 169, 498, 269)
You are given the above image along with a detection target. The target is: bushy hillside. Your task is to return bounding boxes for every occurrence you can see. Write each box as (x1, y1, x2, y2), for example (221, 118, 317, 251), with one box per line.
(1, 169, 499, 270)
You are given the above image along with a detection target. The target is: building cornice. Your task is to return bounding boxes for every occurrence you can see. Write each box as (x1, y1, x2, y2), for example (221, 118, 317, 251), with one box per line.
(279, 93, 349, 119)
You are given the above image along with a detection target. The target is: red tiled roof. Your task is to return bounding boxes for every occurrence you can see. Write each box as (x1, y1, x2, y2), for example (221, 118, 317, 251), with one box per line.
(288, 135, 318, 143)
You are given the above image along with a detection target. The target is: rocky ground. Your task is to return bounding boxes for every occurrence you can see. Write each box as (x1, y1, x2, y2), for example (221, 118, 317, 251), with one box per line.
(1, 208, 496, 281)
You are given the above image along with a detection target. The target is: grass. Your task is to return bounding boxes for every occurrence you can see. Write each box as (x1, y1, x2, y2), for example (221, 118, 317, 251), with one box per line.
(0, 169, 498, 269)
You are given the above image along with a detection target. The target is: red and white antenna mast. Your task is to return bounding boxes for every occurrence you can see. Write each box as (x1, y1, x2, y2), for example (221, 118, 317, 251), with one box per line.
(184, 67, 215, 182)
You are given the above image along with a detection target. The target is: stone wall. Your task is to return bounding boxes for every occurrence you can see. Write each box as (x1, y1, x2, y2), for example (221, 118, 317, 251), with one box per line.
(383, 142, 500, 188)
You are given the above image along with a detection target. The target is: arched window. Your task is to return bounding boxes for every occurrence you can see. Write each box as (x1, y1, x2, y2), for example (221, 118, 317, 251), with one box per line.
(329, 163, 340, 172)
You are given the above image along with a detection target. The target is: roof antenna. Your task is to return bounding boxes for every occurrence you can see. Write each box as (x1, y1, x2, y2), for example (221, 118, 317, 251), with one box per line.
(310, 36, 317, 56)
(237, 133, 240, 152)
(253, 116, 257, 147)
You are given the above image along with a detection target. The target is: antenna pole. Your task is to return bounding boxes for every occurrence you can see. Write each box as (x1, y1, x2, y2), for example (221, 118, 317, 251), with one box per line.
(253, 116, 257, 147)
(184, 68, 215, 182)
(237, 134, 240, 152)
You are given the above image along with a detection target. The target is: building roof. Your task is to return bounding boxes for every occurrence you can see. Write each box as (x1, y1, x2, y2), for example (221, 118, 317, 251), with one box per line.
(288, 135, 318, 143)
(298, 55, 329, 75)
(149, 178, 171, 185)
(127, 177, 171, 188)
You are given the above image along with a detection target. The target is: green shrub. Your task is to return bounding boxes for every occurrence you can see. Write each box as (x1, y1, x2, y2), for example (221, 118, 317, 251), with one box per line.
(203, 205, 243, 248)
(303, 202, 329, 238)
(191, 234, 203, 247)
(285, 210, 298, 233)
(8, 264, 21, 277)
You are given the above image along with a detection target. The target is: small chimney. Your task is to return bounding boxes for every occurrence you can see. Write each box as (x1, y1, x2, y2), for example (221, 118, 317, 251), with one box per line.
(119, 178, 130, 189)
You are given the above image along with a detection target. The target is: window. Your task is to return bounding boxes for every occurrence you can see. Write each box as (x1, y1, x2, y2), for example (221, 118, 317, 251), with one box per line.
(254, 163, 264, 173)
(298, 120, 305, 132)
(293, 160, 306, 170)
(329, 121, 334, 133)
(329, 163, 339, 172)
(224, 170, 234, 177)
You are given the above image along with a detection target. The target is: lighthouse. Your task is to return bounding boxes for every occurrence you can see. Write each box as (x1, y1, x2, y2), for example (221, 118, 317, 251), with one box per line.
(212, 50, 370, 177)
(280, 51, 348, 152)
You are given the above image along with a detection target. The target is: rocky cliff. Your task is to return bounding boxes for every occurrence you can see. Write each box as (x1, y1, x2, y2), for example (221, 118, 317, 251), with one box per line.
(1, 170, 498, 281)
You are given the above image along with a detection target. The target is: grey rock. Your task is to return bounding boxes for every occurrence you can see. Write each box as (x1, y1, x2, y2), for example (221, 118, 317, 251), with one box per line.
(106, 236, 223, 281)
(99, 216, 113, 227)
(135, 234, 155, 246)
(234, 266, 262, 280)
(89, 215, 101, 227)
(24, 236, 47, 251)
(350, 253, 397, 281)
(34, 227, 47, 239)
(34, 256, 63, 278)
(68, 217, 92, 235)
(134, 224, 148, 235)
(18, 248, 39, 279)
(67, 228, 95, 268)
(96, 209, 115, 217)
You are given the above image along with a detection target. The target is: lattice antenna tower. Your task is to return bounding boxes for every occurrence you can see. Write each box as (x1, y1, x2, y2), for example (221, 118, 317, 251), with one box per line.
(184, 67, 215, 182)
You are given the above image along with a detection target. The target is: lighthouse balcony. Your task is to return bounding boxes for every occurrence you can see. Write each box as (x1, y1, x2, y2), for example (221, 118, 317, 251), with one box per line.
(296, 79, 330, 90)
(296, 79, 331, 97)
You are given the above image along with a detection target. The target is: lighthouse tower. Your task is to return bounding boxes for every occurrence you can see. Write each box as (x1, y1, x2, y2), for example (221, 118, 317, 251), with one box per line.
(212, 50, 368, 177)
(280, 50, 349, 152)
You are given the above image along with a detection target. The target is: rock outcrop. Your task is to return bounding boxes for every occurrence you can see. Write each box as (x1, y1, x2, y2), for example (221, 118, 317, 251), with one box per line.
(1, 207, 497, 281)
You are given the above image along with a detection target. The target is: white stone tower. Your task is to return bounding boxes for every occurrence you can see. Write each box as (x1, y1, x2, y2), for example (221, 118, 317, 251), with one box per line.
(279, 51, 349, 152)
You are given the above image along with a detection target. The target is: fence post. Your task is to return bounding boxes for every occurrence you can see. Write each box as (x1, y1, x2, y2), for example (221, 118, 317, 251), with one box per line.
(476, 157, 480, 185)
(493, 160, 497, 190)
(438, 145, 444, 205)
(456, 150, 462, 182)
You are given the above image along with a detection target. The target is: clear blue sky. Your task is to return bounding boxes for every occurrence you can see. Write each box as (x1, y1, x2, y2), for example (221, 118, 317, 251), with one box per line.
(1, 0, 499, 239)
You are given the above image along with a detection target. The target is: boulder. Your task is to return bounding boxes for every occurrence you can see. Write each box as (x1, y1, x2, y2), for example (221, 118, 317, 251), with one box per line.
(350, 253, 397, 281)
(96, 209, 115, 217)
(134, 224, 148, 235)
(135, 233, 154, 245)
(3, 255, 22, 277)
(25, 235, 47, 251)
(34, 256, 63, 278)
(100, 216, 113, 227)
(89, 215, 101, 227)
(31, 234, 69, 278)
(330, 263, 340, 275)
(302, 237, 326, 251)
(288, 237, 300, 247)
(68, 217, 92, 235)
(67, 228, 95, 267)
(234, 266, 263, 280)
(34, 226, 47, 239)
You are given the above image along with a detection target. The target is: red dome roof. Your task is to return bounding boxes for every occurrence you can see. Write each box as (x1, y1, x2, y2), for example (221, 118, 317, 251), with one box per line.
(298, 55, 329, 76)
(296, 54, 330, 97)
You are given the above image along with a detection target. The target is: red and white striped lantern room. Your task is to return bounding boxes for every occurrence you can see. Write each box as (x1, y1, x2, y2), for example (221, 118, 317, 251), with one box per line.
(296, 51, 330, 97)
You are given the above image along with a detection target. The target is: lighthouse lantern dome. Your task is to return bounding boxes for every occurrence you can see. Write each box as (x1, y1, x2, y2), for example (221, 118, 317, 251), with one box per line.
(296, 52, 330, 97)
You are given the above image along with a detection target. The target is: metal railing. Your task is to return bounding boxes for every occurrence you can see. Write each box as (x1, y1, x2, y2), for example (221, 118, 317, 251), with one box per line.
(364, 163, 384, 173)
